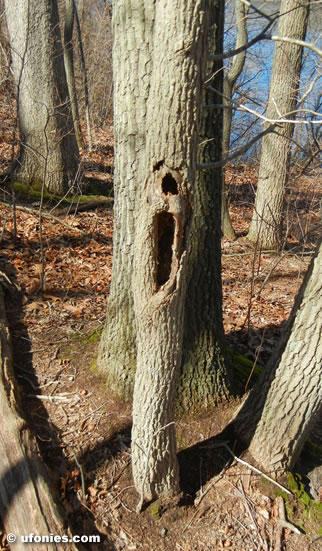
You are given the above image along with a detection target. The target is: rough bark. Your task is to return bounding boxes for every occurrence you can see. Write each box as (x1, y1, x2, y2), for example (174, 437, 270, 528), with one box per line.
(177, 0, 233, 412)
(131, 0, 213, 503)
(0, 284, 79, 551)
(221, 0, 249, 239)
(247, 0, 309, 249)
(5, 0, 80, 195)
(98, 0, 232, 413)
(64, 0, 84, 149)
(234, 240, 322, 473)
(74, 2, 92, 151)
(97, 0, 154, 399)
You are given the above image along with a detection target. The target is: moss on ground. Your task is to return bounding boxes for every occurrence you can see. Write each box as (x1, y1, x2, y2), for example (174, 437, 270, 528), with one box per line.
(260, 472, 322, 536)
(4, 180, 112, 206)
(78, 327, 103, 345)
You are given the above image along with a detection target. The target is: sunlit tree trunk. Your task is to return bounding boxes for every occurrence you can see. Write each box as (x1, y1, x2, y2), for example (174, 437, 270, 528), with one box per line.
(234, 240, 322, 473)
(98, 0, 232, 414)
(221, 0, 249, 239)
(5, 0, 79, 194)
(63, 0, 84, 149)
(247, 0, 309, 249)
(130, 0, 227, 504)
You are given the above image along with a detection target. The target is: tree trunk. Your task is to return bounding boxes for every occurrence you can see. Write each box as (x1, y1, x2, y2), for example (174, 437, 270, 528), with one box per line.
(247, 0, 309, 249)
(5, 0, 80, 195)
(64, 0, 84, 150)
(131, 0, 215, 503)
(74, 1, 92, 151)
(177, 0, 233, 412)
(98, 0, 232, 413)
(0, 284, 79, 551)
(97, 0, 154, 400)
(221, 0, 249, 239)
(234, 240, 322, 473)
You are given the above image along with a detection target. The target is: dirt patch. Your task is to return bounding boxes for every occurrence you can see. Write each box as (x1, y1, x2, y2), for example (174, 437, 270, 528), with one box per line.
(0, 141, 321, 550)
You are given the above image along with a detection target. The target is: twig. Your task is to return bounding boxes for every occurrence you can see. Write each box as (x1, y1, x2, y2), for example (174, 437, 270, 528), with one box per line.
(184, 506, 202, 531)
(109, 485, 135, 507)
(242, 220, 263, 333)
(238, 479, 267, 550)
(275, 495, 301, 537)
(270, 35, 322, 58)
(53, 199, 113, 215)
(27, 393, 78, 403)
(232, 514, 258, 546)
(59, 405, 69, 425)
(0, 271, 20, 292)
(0, 199, 112, 243)
(216, 442, 292, 495)
(194, 472, 225, 506)
(105, 460, 132, 492)
(238, 103, 322, 124)
(71, 448, 86, 500)
(277, 519, 301, 535)
(222, 249, 315, 257)
(0, 200, 88, 235)
(245, 328, 266, 392)
(78, 401, 109, 423)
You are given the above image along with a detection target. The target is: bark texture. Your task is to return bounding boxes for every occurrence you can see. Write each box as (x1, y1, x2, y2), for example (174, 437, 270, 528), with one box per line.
(98, 0, 232, 413)
(247, 0, 309, 249)
(97, 0, 154, 399)
(235, 240, 322, 472)
(0, 285, 79, 551)
(221, 0, 249, 239)
(5, 0, 80, 194)
(131, 0, 212, 503)
(64, 0, 84, 149)
(177, 0, 233, 411)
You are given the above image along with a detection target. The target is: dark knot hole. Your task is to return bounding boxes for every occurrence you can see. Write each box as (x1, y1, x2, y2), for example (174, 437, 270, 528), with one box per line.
(156, 212, 175, 286)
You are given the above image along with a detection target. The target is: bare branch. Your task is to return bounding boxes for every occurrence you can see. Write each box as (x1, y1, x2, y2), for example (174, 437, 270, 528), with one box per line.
(210, 30, 272, 61)
(271, 35, 322, 57)
(238, 104, 322, 124)
(198, 126, 275, 169)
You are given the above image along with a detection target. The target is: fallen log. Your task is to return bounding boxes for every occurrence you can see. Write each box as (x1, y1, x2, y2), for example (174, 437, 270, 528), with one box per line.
(0, 281, 81, 551)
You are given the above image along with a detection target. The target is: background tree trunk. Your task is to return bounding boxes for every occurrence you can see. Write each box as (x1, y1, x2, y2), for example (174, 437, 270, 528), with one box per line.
(221, 0, 249, 239)
(0, 284, 79, 551)
(97, 0, 154, 400)
(234, 239, 322, 473)
(63, 0, 84, 150)
(177, 0, 234, 412)
(247, 0, 309, 249)
(74, 1, 92, 151)
(5, 0, 80, 195)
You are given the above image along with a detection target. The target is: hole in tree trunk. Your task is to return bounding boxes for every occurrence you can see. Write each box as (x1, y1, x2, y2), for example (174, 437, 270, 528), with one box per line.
(156, 212, 175, 286)
(162, 173, 178, 195)
(153, 160, 164, 171)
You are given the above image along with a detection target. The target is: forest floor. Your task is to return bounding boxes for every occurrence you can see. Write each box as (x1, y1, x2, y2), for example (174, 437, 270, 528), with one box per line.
(0, 125, 321, 551)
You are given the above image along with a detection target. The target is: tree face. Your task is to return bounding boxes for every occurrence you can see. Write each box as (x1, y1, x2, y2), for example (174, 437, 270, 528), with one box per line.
(101, 0, 229, 505)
